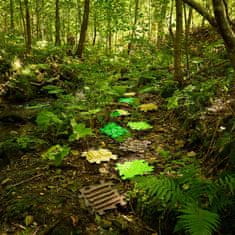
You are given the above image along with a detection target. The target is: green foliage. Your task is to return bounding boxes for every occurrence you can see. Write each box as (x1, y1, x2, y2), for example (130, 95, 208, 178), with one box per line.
(0, 135, 45, 154)
(16, 136, 45, 150)
(42, 144, 70, 166)
(42, 85, 64, 95)
(166, 79, 231, 114)
(133, 165, 235, 235)
(69, 119, 93, 142)
(36, 111, 63, 130)
(116, 160, 154, 179)
(175, 204, 220, 235)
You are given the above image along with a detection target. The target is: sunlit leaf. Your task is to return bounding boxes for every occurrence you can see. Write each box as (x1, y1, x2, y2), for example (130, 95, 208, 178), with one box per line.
(69, 119, 93, 141)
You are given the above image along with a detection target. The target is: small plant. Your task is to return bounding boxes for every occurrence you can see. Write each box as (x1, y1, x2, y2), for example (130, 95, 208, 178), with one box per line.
(133, 165, 235, 235)
(42, 144, 70, 166)
(36, 111, 62, 130)
(116, 160, 154, 179)
(69, 119, 93, 141)
(42, 85, 64, 95)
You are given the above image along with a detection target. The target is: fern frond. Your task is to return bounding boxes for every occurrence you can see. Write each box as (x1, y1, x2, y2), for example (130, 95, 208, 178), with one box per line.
(217, 174, 235, 194)
(134, 176, 180, 204)
(175, 204, 220, 235)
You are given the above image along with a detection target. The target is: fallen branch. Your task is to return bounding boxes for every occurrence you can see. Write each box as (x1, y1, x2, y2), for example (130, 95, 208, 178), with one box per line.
(7, 174, 43, 189)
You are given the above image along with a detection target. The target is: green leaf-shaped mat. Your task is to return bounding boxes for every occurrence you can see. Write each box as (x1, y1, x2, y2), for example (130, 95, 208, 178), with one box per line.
(118, 97, 136, 104)
(127, 121, 153, 130)
(116, 160, 154, 179)
(100, 122, 130, 140)
(110, 109, 130, 117)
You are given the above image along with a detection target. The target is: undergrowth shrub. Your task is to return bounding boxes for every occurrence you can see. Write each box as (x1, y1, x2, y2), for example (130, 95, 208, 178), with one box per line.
(131, 164, 235, 234)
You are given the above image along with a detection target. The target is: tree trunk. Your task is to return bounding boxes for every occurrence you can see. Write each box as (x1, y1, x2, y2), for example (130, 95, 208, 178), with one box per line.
(92, 10, 97, 46)
(157, 1, 168, 47)
(128, 0, 139, 54)
(184, 5, 192, 78)
(183, 0, 235, 69)
(55, 0, 61, 46)
(10, 0, 14, 31)
(212, 0, 235, 68)
(76, 0, 90, 58)
(174, 0, 183, 83)
(24, 0, 32, 53)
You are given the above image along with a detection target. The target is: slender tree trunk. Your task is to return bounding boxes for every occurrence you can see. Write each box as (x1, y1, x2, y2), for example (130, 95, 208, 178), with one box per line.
(184, 6, 192, 78)
(128, 0, 139, 54)
(10, 0, 14, 31)
(76, 0, 82, 45)
(19, 0, 26, 42)
(55, 0, 61, 46)
(76, 0, 90, 58)
(174, 0, 183, 83)
(212, 0, 235, 67)
(24, 0, 32, 53)
(92, 10, 97, 46)
(157, 1, 168, 47)
(168, 0, 175, 41)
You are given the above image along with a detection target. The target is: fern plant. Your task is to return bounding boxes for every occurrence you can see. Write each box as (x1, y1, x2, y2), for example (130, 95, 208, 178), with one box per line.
(175, 204, 220, 235)
(132, 165, 235, 235)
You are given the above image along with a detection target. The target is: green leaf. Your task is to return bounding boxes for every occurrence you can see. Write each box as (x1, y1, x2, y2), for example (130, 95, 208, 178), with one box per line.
(116, 160, 154, 179)
(42, 144, 70, 166)
(42, 85, 64, 94)
(100, 122, 130, 140)
(69, 119, 93, 141)
(175, 204, 220, 235)
(36, 111, 62, 130)
(127, 121, 152, 130)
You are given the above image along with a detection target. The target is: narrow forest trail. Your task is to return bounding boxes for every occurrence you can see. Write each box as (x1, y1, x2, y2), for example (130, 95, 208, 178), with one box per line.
(0, 89, 196, 235)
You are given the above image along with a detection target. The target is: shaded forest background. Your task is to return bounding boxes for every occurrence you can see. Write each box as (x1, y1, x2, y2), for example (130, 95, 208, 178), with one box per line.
(0, 0, 235, 235)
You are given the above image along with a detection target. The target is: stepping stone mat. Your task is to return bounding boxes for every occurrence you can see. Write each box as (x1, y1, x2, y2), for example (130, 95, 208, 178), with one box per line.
(110, 109, 130, 117)
(120, 138, 151, 153)
(124, 92, 136, 97)
(118, 97, 136, 104)
(116, 160, 154, 180)
(82, 148, 117, 164)
(100, 122, 130, 140)
(127, 121, 153, 130)
(139, 103, 158, 112)
(80, 182, 126, 215)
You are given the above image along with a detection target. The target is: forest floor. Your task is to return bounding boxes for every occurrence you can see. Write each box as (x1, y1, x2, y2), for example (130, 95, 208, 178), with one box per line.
(0, 86, 195, 234)
(0, 29, 234, 234)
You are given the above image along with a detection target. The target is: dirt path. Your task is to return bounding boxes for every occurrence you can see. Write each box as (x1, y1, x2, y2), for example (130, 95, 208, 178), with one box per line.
(0, 92, 191, 234)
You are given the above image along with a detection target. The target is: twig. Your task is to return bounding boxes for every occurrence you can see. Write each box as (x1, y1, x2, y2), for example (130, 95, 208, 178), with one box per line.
(12, 223, 26, 230)
(7, 174, 43, 189)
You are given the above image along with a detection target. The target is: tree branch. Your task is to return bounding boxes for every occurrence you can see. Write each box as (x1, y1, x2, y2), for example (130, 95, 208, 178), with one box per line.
(183, 0, 217, 27)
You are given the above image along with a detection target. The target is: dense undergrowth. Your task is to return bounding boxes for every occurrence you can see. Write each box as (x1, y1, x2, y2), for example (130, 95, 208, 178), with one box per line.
(0, 28, 235, 235)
